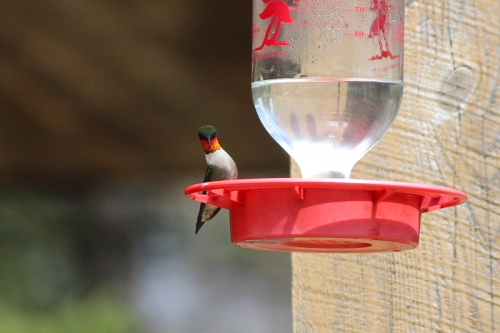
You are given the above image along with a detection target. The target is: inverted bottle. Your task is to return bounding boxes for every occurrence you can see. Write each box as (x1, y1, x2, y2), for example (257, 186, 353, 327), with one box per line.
(251, 0, 405, 178)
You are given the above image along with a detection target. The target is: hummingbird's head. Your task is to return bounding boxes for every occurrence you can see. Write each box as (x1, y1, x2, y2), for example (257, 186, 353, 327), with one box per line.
(198, 125, 221, 154)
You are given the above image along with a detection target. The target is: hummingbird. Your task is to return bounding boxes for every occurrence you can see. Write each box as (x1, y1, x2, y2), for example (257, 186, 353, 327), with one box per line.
(196, 125, 238, 234)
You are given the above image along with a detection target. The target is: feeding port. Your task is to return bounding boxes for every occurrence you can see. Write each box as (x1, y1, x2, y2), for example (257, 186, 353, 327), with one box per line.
(185, 179, 467, 253)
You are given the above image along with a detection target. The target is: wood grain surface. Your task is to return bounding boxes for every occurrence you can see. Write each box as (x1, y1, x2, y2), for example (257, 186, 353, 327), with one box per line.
(292, 0, 500, 331)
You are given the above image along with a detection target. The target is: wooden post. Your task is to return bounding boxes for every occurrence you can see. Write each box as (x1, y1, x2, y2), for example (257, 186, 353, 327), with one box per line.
(292, 0, 500, 331)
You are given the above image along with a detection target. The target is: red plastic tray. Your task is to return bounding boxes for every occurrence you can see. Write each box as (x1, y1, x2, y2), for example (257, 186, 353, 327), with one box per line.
(184, 178, 467, 253)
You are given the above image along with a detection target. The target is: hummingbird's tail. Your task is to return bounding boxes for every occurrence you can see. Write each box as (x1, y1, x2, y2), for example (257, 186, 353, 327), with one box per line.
(195, 205, 221, 234)
(195, 219, 205, 234)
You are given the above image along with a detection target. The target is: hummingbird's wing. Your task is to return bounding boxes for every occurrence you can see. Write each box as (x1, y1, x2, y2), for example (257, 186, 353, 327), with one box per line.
(203, 164, 213, 183)
(195, 165, 221, 234)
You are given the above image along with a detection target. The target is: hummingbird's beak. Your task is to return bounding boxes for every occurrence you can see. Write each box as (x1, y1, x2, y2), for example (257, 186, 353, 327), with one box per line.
(206, 137, 211, 146)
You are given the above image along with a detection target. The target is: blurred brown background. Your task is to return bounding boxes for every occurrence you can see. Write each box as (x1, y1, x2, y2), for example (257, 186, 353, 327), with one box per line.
(0, 0, 289, 185)
(0, 1, 291, 332)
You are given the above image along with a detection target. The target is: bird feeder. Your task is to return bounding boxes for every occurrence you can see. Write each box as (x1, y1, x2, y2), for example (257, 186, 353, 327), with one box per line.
(185, 0, 467, 253)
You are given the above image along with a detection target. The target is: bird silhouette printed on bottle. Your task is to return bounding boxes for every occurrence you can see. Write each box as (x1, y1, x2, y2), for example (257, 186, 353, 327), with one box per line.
(253, 0, 293, 52)
(368, 0, 399, 60)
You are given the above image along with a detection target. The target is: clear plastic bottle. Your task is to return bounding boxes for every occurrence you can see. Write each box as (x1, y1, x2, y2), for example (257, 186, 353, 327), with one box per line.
(252, 0, 404, 178)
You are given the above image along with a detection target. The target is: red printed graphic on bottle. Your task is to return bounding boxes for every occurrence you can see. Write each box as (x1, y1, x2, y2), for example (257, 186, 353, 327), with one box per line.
(253, 0, 293, 52)
(368, 0, 398, 60)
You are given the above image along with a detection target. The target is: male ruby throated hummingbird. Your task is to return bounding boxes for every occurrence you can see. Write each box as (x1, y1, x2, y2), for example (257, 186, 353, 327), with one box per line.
(195, 125, 238, 234)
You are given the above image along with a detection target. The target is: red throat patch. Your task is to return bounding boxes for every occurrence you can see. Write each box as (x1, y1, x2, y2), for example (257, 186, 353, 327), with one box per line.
(201, 138, 221, 153)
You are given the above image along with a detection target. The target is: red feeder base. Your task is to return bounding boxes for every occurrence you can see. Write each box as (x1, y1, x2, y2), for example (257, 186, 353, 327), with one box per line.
(184, 179, 467, 253)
